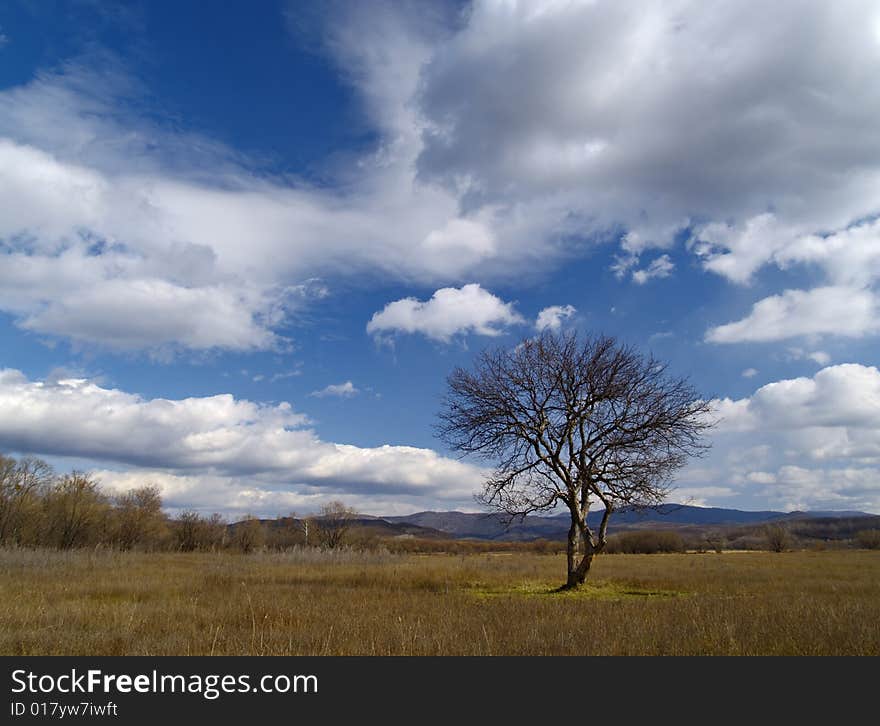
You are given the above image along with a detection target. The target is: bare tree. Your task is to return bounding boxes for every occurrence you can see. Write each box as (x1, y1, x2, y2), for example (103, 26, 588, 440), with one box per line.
(174, 511, 227, 551)
(299, 515, 315, 547)
(43, 472, 108, 550)
(233, 515, 266, 553)
(112, 485, 167, 550)
(0, 455, 54, 545)
(765, 523, 792, 553)
(175, 511, 202, 552)
(438, 331, 713, 588)
(316, 501, 358, 549)
(203, 513, 228, 551)
(287, 511, 315, 547)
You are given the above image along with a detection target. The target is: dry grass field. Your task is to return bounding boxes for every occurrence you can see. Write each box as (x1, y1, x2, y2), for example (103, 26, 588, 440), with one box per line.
(1, 547, 878, 655)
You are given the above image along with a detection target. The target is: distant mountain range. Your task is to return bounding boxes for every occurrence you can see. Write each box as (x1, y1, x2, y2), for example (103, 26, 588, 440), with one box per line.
(380, 504, 875, 541)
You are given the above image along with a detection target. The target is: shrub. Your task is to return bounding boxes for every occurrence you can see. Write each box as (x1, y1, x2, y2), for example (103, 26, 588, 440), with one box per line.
(855, 529, 880, 550)
(604, 530, 686, 554)
(705, 532, 726, 553)
(764, 524, 793, 553)
(174, 511, 227, 552)
(110, 486, 168, 550)
(232, 515, 266, 553)
(42, 473, 109, 549)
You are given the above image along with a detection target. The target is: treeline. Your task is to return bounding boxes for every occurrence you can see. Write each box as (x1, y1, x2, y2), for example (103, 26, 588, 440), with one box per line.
(0, 454, 359, 552)
(0, 454, 196, 550)
(0, 456, 167, 550)
(4, 454, 879, 554)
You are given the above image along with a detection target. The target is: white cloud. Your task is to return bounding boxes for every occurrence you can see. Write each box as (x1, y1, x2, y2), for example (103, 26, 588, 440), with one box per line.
(309, 381, 359, 398)
(680, 364, 880, 512)
(4, 2, 880, 352)
(674, 486, 738, 508)
(706, 287, 879, 344)
(416, 2, 880, 249)
(742, 368, 758, 378)
(407, 0, 880, 344)
(0, 58, 532, 355)
(366, 283, 524, 342)
(696, 213, 880, 289)
(0, 369, 484, 511)
(271, 370, 302, 382)
(91, 468, 468, 518)
(694, 208, 880, 346)
(786, 348, 832, 366)
(632, 255, 674, 285)
(535, 304, 576, 332)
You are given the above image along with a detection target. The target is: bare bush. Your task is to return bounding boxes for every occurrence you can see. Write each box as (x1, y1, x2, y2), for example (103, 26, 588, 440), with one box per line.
(316, 501, 359, 549)
(42, 472, 108, 549)
(0, 455, 53, 546)
(765, 524, 793, 553)
(855, 529, 880, 550)
(604, 530, 686, 554)
(174, 511, 227, 552)
(232, 515, 266, 554)
(111, 486, 168, 550)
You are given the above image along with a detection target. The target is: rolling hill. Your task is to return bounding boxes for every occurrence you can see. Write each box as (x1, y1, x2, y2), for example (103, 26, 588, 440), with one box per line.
(383, 504, 875, 541)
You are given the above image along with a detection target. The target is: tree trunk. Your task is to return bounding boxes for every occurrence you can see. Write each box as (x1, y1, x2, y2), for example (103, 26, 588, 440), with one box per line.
(563, 519, 594, 589)
(565, 521, 578, 588)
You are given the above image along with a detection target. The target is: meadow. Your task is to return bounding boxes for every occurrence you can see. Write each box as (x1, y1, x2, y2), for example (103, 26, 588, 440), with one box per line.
(1, 547, 878, 656)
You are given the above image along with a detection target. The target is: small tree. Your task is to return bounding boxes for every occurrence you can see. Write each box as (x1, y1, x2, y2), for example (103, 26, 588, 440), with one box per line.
(175, 511, 202, 552)
(233, 515, 266, 554)
(0, 455, 54, 546)
(111, 485, 167, 550)
(203, 513, 228, 550)
(280, 511, 315, 547)
(438, 331, 712, 589)
(855, 529, 880, 549)
(705, 531, 726, 554)
(174, 511, 227, 551)
(42, 472, 108, 549)
(316, 501, 358, 549)
(765, 524, 792, 552)
(300, 515, 315, 546)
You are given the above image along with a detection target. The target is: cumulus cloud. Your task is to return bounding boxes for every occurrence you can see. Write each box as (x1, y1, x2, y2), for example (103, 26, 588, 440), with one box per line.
(741, 368, 758, 379)
(0, 369, 484, 510)
(535, 304, 576, 332)
(3, 0, 878, 355)
(309, 381, 359, 398)
(706, 287, 879, 343)
(786, 348, 832, 366)
(91, 468, 465, 518)
(0, 56, 526, 355)
(679, 364, 880, 512)
(366, 284, 524, 342)
(417, 2, 880, 241)
(408, 0, 880, 343)
(4, 3, 880, 352)
(632, 255, 674, 285)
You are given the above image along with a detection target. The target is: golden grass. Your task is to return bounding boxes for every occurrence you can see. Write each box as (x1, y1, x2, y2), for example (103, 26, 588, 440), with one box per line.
(1, 547, 878, 655)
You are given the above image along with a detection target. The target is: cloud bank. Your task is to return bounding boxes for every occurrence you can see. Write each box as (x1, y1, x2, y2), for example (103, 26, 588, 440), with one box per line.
(679, 364, 880, 512)
(0, 369, 483, 513)
(1, 2, 878, 354)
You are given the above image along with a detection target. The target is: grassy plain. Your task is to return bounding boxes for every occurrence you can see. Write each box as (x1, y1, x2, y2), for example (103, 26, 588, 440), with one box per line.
(1, 547, 877, 655)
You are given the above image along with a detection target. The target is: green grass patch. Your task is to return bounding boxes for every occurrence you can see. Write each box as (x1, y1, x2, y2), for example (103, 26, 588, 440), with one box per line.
(468, 579, 685, 600)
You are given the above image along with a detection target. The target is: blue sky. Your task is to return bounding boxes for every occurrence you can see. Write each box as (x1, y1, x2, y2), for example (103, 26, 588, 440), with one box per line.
(1, 1, 879, 516)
